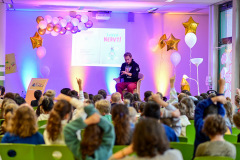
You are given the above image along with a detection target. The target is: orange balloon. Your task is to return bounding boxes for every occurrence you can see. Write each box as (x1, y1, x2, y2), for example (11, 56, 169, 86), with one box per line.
(36, 16, 44, 24)
(38, 28, 46, 35)
(30, 32, 43, 49)
(46, 23, 54, 31)
(182, 16, 199, 35)
(158, 34, 167, 49)
(166, 34, 180, 51)
(53, 24, 62, 33)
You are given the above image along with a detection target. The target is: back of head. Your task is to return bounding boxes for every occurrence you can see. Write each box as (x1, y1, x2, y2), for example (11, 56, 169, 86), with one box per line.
(224, 101, 233, 124)
(180, 97, 195, 120)
(203, 104, 218, 119)
(128, 107, 137, 123)
(0, 98, 16, 119)
(208, 93, 216, 98)
(178, 93, 187, 102)
(89, 94, 93, 101)
(60, 88, 71, 95)
(203, 114, 227, 137)
(34, 90, 42, 101)
(81, 124, 104, 160)
(4, 92, 15, 100)
(233, 112, 240, 129)
(67, 90, 79, 99)
(133, 118, 169, 157)
(45, 90, 56, 100)
(41, 96, 54, 112)
(93, 94, 103, 104)
(235, 95, 240, 106)
(95, 99, 111, 115)
(181, 90, 191, 96)
(0, 85, 5, 95)
(8, 104, 37, 138)
(139, 102, 146, 113)
(144, 91, 152, 102)
(14, 96, 26, 105)
(98, 89, 107, 99)
(144, 101, 161, 120)
(156, 92, 163, 99)
(200, 93, 208, 99)
(47, 100, 72, 141)
(83, 92, 89, 99)
(111, 104, 131, 145)
(123, 92, 134, 104)
(111, 92, 121, 103)
(133, 93, 141, 102)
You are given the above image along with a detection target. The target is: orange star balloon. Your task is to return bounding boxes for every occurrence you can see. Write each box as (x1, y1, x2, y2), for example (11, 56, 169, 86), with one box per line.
(30, 32, 43, 49)
(158, 34, 167, 49)
(183, 16, 199, 35)
(166, 34, 180, 51)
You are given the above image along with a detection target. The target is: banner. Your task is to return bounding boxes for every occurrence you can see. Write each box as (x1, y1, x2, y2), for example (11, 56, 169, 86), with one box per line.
(5, 53, 17, 74)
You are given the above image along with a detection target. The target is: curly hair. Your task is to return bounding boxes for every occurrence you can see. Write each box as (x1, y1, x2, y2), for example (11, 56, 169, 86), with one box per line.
(111, 104, 131, 145)
(133, 118, 169, 157)
(202, 114, 227, 137)
(1, 103, 18, 134)
(7, 104, 38, 138)
(233, 112, 240, 129)
(95, 99, 111, 115)
(80, 124, 104, 160)
(46, 100, 71, 141)
(179, 97, 195, 120)
(0, 98, 16, 119)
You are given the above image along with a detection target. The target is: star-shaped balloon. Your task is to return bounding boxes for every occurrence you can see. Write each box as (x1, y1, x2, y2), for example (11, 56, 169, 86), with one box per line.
(158, 34, 167, 49)
(166, 34, 180, 51)
(30, 32, 43, 49)
(182, 16, 199, 35)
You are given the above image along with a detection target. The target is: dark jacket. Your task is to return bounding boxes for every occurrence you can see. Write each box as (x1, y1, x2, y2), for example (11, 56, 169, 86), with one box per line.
(120, 59, 140, 82)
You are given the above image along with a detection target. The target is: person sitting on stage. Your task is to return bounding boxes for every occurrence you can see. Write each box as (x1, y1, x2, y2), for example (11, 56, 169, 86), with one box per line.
(115, 52, 140, 99)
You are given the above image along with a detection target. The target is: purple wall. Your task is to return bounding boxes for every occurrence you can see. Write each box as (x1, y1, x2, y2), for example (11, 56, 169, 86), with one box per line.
(5, 11, 209, 99)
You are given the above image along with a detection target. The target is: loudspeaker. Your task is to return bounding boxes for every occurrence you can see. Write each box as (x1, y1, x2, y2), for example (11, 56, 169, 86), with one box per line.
(128, 12, 134, 22)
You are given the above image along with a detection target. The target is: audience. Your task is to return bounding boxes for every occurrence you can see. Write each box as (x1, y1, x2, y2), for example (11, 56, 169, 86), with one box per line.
(143, 91, 152, 102)
(123, 92, 134, 106)
(233, 112, 240, 142)
(37, 96, 54, 121)
(93, 94, 104, 104)
(95, 99, 112, 122)
(224, 101, 233, 133)
(45, 89, 56, 100)
(98, 89, 107, 99)
(31, 90, 42, 107)
(110, 92, 122, 109)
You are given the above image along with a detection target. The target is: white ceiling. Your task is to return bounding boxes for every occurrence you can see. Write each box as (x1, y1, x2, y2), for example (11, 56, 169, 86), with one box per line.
(3, 0, 229, 13)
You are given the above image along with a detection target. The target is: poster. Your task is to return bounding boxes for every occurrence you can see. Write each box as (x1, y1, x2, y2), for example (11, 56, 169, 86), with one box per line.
(5, 53, 17, 74)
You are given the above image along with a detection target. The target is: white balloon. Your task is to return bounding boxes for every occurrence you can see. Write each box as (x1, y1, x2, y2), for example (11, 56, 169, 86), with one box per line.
(51, 30, 59, 36)
(81, 15, 89, 23)
(39, 21, 47, 29)
(44, 15, 52, 23)
(71, 18, 79, 26)
(60, 19, 67, 27)
(40, 66, 50, 77)
(170, 52, 181, 67)
(52, 17, 59, 25)
(36, 46, 46, 59)
(45, 30, 50, 34)
(185, 33, 197, 49)
(65, 15, 72, 22)
(78, 22, 85, 30)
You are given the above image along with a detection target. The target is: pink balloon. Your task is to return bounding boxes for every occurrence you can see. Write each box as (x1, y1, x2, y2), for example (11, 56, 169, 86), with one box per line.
(36, 46, 46, 59)
(40, 66, 50, 78)
(66, 22, 73, 31)
(71, 26, 78, 34)
(58, 16, 63, 20)
(59, 27, 67, 35)
(85, 20, 93, 28)
(75, 14, 82, 21)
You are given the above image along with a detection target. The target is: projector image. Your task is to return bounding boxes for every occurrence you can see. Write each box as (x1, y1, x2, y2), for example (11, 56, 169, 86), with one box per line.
(92, 11, 111, 20)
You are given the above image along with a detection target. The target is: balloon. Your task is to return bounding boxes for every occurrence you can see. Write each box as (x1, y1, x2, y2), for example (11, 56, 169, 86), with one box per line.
(71, 26, 78, 34)
(52, 17, 59, 25)
(185, 33, 197, 49)
(158, 34, 167, 49)
(45, 30, 51, 34)
(66, 22, 73, 31)
(39, 21, 47, 29)
(36, 16, 44, 24)
(46, 23, 54, 31)
(51, 31, 59, 36)
(66, 31, 71, 35)
(44, 15, 52, 23)
(53, 24, 62, 32)
(69, 11, 77, 18)
(37, 24, 40, 29)
(78, 22, 85, 30)
(58, 16, 63, 20)
(65, 15, 72, 22)
(60, 19, 67, 27)
(59, 28, 67, 35)
(170, 52, 181, 67)
(183, 16, 199, 35)
(75, 14, 82, 21)
(71, 18, 79, 26)
(166, 34, 180, 51)
(36, 46, 46, 59)
(85, 20, 93, 28)
(40, 66, 50, 77)
(38, 28, 46, 35)
(81, 15, 88, 23)
(30, 32, 43, 49)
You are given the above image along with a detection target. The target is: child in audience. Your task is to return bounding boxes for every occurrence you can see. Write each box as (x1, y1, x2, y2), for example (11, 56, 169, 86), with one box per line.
(45, 89, 56, 100)
(0, 98, 16, 119)
(123, 92, 134, 106)
(112, 104, 132, 145)
(98, 89, 107, 99)
(193, 78, 226, 158)
(195, 115, 236, 159)
(110, 118, 183, 160)
(44, 100, 72, 145)
(132, 93, 141, 112)
(128, 107, 137, 129)
(224, 101, 233, 133)
(14, 96, 26, 105)
(111, 92, 122, 109)
(31, 90, 42, 107)
(144, 91, 152, 102)
(138, 102, 146, 119)
(1, 104, 45, 144)
(95, 99, 112, 122)
(64, 104, 115, 160)
(235, 95, 240, 113)
(37, 96, 54, 121)
(233, 112, 240, 142)
(93, 94, 103, 104)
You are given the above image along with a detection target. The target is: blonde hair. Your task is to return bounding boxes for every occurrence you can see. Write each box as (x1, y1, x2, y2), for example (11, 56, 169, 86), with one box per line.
(111, 92, 121, 103)
(7, 104, 38, 138)
(45, 90, 56, 100)
(95, 99, 111, 115)
(128, 107, 137, 123)
(0, 98, 16, 119)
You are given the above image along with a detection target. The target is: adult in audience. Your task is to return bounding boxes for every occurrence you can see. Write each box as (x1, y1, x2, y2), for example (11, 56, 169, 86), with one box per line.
(115, 52, 140, 99)
(1, 104, 44, 144)
(98, 89, 107, 99)
(110, 118, 183, 160)
(95, 99, 112, 122)
(195, 115, 236, 159)
(64, 104, 115, 160)
(31, 90, 42, 107)
(44, 100, 72, 145)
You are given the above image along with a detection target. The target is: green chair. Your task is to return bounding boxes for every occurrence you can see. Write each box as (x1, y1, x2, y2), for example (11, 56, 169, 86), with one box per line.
(232, 127, 240, 135)
(189, 120, 194, 125)
(38, 120, 47, 127)
(0, 118, 5, 124)
(186, 124, 195, 144)
(0, 143, 35, 160)
(194, 156, 234, 160)
(0, 134, 4, 142)
(178, 136, 188, 142)
(34, 145, 75, 160)
(32, 106, 38, 111)
(170, 142, 194, 160)
(38, 128, 45, 135)
(224, 134, 237, 143)
(233, 143, 240, 160)
(112, 145, 127, 153)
